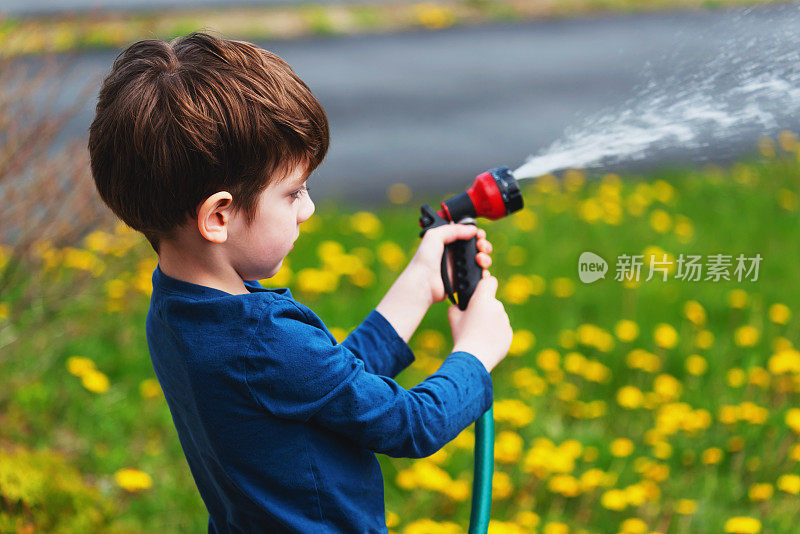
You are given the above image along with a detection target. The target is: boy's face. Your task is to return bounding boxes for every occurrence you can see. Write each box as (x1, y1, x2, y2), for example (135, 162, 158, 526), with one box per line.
(226, 164, 314, 282)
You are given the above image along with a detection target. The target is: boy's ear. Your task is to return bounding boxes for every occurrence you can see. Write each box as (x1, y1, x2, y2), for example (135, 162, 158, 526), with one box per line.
(197, 192, 234, 244)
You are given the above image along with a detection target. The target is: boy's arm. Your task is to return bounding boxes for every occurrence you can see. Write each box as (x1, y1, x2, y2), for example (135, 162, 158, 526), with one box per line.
(354, 224, 490, 375)
(246, 297, 493, 458)
(337, 265, 430, 378)
(339, 308, 416, 379)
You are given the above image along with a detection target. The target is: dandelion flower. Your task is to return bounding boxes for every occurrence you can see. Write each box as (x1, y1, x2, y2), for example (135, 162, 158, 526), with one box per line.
(748, 483, 773, 502)
(81, 369, 110, 394)
(610, 438, 634, 457)
(685, 354, 708, 375)
(769, 303, 792, 324)
(66, 356, 96, 377)
(734, 325, 760, 347)
(777, 474, 800, 494)
(654, 323, 678, 349)
(724, 516, 761, 534)
(614, 319, 639, 342)
(114, 468, 153, 492)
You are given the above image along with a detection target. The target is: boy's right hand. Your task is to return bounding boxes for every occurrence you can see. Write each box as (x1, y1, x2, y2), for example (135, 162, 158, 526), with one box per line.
(448, 272, 512, 373)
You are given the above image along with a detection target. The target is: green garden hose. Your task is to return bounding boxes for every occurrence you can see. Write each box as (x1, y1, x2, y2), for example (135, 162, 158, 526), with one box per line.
(468, 406, 494, 534)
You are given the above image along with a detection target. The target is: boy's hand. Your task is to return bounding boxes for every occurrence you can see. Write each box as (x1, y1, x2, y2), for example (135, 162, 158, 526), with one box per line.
(449, 274, 512, 372)
(408, 223, 493, 306)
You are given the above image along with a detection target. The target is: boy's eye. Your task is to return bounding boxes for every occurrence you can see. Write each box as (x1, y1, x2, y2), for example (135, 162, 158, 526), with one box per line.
(291, 184, 311, 200)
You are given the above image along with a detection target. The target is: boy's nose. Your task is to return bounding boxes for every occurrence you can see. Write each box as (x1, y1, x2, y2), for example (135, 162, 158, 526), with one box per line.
(299, 196, 315, 223)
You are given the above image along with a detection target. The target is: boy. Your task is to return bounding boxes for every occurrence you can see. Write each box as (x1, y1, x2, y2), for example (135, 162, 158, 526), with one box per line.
(88, 32, 512, 533)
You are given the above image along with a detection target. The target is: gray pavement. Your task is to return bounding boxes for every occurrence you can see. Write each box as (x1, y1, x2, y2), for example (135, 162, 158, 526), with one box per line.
(9, 3, 800, 205)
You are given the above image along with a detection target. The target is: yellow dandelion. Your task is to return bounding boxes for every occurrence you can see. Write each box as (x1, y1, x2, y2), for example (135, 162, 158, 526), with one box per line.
(674, 214, 694, 242)
(654, 323, 678, 349)
(511, 368, 547, 396)
(114, 468, 153, 492)
(494, 431, 524, 464)
(615, 319, 639, 342)
(748, 483, 773, 502)
(769, 303, 792, 325)
(501, 274, 536, 305)
(695, 330, 715, 349)
(617, 386, 644, 409)
(610, 438, 634, 458)
(508, 329, 535, 356)
(387, 183, 412, 204)
(536, 348, 560, 371)
(653, 179, 676, 203)
(548, 474, 581, 498)
(492, 471, 513, 500)
(701, 447, 723, 465)
(297, 268, 339, 294)
(683, 300, 706, 326)
(601, 489, 627, 511)
(81, 369, 110, 394)
(386, 510, 400, 528)
(513, 208, 538, 231)
(543, 522, 569, 534)
(727, 368, 746, 387)
(724, 517, 761, 534)
(786, 408, 800, 433)
(768, 349, 800, 374)
(350, 211, 382, 238)
(649, 209, 672, 233)
(414, 2, 455, 30)
(515, 511, 540, 529)
(551, 277, 575, 298)
(66, 356, 96, 377)
(493, 399, 535, 427)
(676, 499, 697, 515)
(563, 169, 585, 191)
(777, 474, 800, 495)
(377, 242, 406, 272)
(685, 354, 708, 375)
(620, 518, 648, 533)
(105, 279, 126, 299)
(139, 378, 162, 399)
(404, 519, 461, 534)
(747, 483, 774, 502)
(734, 325, 760, 347)
(653, 441, 672, 459)
(444, 479, 469, 501)
(728, 289, 748, 309)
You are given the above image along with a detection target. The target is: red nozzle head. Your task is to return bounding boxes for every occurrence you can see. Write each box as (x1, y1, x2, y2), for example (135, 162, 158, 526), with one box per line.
(440, 166, 524, 222)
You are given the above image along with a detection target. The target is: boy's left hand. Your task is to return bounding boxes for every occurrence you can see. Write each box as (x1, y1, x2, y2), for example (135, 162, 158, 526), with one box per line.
(408, 224, 493, 306)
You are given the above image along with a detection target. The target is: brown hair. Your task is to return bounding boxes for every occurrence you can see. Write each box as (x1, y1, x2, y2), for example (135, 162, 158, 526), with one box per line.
(88, 32, 329, 253)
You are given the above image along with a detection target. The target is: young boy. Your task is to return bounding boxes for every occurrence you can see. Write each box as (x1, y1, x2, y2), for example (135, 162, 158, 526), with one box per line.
(88, 32, 512, 533)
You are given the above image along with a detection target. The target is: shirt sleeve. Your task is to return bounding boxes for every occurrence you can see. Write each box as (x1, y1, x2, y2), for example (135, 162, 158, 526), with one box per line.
(244, 296, 493, 458)
(340, 309, 415, 378)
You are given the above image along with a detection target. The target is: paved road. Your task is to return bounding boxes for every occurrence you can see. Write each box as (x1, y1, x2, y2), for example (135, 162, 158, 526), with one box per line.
(11, 3, 800, 205)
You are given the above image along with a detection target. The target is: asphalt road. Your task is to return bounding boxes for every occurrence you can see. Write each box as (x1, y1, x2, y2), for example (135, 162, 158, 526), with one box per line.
(11, 3, 800, 205)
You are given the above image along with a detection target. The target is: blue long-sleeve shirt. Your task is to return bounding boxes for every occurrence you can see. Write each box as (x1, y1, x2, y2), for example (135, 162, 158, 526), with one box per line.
(145, 264, 493, 533)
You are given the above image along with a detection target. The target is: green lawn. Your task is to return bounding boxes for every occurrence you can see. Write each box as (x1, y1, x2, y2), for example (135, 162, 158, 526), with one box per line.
(2, 134, 800, 533)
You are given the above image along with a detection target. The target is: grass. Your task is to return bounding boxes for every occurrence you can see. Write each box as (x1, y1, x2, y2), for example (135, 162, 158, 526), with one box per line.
(2, 134, 800, 532)
(0, 0, 795, 58)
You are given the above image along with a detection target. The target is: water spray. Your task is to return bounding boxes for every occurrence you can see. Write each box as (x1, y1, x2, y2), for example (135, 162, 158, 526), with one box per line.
(418, 166, 523, 533)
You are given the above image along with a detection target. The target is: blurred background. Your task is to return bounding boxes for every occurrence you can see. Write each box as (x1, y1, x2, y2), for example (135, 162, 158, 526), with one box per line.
(2, 1, 800, 533)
